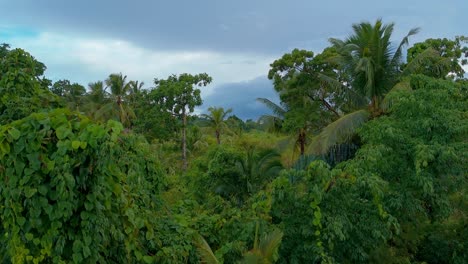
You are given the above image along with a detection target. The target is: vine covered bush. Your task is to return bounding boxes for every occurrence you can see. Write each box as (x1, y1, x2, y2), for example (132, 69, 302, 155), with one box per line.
(0, 109, 188, 263)
(0, 48, 62, 125)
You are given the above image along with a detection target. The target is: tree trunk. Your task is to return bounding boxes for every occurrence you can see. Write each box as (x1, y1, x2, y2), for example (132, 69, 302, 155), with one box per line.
(182, 109, 188, 171)
(215, 130, 221, 145)
(371, 95, 379, 114)
(117, 95, 125, 125)
(299, 129, 306, 156)
(321, 98, 340, 117)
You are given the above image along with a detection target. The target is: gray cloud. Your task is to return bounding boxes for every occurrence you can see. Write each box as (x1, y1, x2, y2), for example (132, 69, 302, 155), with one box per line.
(200, 76, 279, 120)
(2, 0, 466, 55)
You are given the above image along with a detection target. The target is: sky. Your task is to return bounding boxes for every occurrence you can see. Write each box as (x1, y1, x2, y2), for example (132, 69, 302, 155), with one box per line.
(0, 0, 466, 119)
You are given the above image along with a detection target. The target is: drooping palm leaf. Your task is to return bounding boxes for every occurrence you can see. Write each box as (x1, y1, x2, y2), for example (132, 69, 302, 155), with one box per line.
(381, 79, 412, 112)
(93, 101, 116, 122)
(391, 27, 421, 66)
(240, 228, 284, 264)
(258, 229, 284, 262)
(256, 98, 287, 117)
(257, 98, 287, 133)
(402, 47, 449, 77)
(309, 109, 370, 154)
(317, 72, 368, 110)
(193, 234, 220, 264)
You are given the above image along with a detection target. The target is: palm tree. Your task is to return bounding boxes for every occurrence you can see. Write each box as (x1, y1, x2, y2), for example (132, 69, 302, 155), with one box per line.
(186, 125, 209, 154)
(256, 98, 286, 133)
(209, 146, 282, 205)
(257, 98, 309, 157)
(90, 73, 137, 127)
(194, 227, 283, 264)
(310, 19, 422, 154)
(88, 81, 107, 104)
(239, 147, 283, 195)
(201, 106, 232, 144)
(105, 73, 133, 125)
(332, 20, 420, 109)
(128, 80, 144, 94)
(84, 81, 109, 120)
(241, 226, 283, 264)
(127, 80, 144, 107)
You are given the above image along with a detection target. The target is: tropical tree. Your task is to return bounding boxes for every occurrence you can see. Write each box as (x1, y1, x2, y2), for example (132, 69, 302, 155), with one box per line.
(186, 125, 209, 153)
(201, 106, 233, 144)
(194, 227, 284, 264)
(405, 36, 468, 79)
(83, 81, 108, 119)
(309, 19, 423, 154)
(239, 147, 283, 195)
(266, 47, 346, 157)
(86, 74, 142, 128)
(257, 98, 311, 157)
(206, 146, 282, 205)
(152, 73, 212, 170)
(103, 73, 135, 126)
(268, 48, 344, 117)
(50, 79, 86, 111)
(87, 81, 107, 105)
(256, 98, 286, 134)
(329, 20, 420, 110)
(127, 80, 144, 107)
(128, 80, 144, 94)
(226, 115, 246, 137)
(131, 88, 180, 142)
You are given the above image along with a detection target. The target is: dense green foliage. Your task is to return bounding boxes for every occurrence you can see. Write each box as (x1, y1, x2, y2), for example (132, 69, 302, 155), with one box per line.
(0, 46, 61, 124)
(406, 36, 468, 79)
(0, 20, 467, 263)
(0, 110, 193, 262)
(271, 75, 467, 263)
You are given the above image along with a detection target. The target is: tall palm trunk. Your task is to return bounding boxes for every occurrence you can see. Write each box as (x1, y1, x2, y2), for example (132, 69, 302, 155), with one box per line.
(116, 95, 125, 124)
(298, 129, 306, 156)
(182, 108, 188, 170)
(215, 130, 221, 145)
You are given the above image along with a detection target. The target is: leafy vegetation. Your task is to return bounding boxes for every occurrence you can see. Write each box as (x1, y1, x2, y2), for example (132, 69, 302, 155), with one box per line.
(0, 20, 467, 263)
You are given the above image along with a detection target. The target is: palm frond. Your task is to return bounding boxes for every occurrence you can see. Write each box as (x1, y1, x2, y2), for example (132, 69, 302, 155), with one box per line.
(258, 229, 284, 261)
(381, 79, 412, 112)
(94, 102, 117, 122)
(256, 149, 283, 177)
(360, 58, 375, 97)
(240, 228, 283, 264)
(328, 38, 346, 50)
(317, 73, 367, 109)
(392, 27, 420, 66)
(403, 48, 452, 78)
(402, 47, 440, 76)
(241, 253, 263, 264)
(256, 98, 286, 117)
(258, 115, 283, 133)
(309, 109, 370, 154)
(193, 234, 220, 264)
(317, 72, 344, 92)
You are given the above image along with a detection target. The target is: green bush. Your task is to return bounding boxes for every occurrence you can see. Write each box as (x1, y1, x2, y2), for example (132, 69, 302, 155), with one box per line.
(0, 109, 178, 263)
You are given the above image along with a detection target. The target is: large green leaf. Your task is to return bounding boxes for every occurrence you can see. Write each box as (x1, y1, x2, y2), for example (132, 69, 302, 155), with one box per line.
(309, 109, 370, 154)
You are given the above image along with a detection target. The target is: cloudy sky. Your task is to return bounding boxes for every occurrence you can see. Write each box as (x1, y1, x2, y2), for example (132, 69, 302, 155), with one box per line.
(1, 0, 466, 119)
